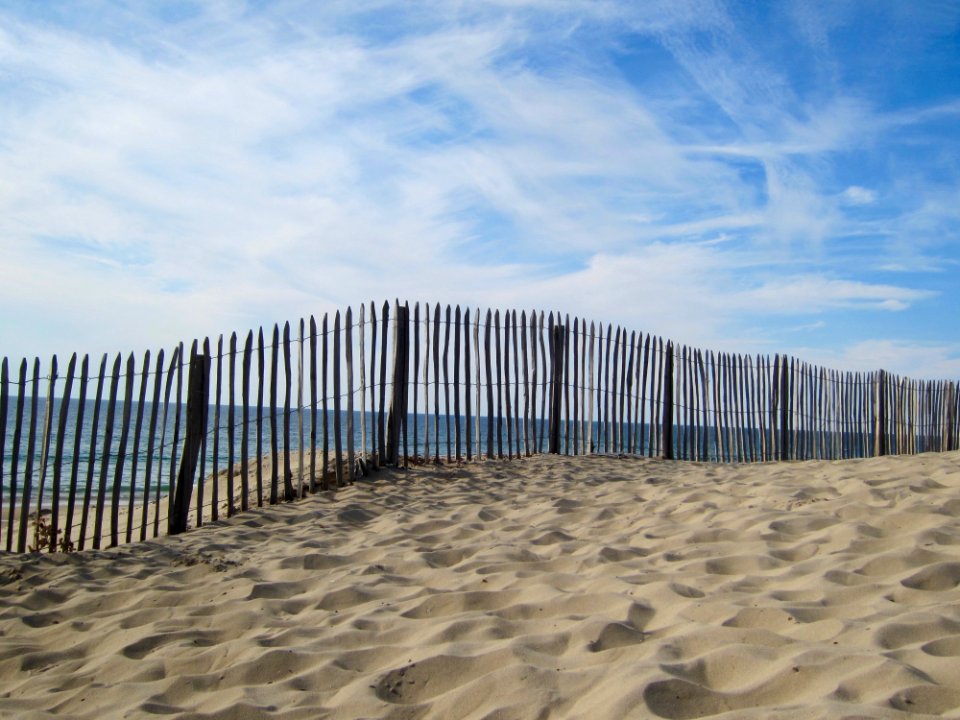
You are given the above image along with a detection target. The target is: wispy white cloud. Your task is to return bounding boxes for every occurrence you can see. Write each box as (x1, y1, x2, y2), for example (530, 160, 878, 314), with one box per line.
(0, 1, 956, 380)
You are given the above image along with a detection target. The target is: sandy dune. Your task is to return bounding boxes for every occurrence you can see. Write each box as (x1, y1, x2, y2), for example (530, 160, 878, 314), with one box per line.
(2, 452, 960, 719)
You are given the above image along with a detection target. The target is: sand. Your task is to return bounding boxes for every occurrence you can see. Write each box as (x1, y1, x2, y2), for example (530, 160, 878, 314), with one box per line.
(2, 452, 960, 719)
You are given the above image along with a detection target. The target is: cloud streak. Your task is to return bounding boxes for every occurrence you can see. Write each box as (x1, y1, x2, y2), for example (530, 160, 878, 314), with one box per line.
(0, 1, 957, 378)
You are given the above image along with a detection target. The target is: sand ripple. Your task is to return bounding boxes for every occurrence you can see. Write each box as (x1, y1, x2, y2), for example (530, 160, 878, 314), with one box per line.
(2, 452, 960, 718)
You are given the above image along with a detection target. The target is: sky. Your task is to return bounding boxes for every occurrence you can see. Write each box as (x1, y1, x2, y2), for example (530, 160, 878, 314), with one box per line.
(1, 0, 958, 380)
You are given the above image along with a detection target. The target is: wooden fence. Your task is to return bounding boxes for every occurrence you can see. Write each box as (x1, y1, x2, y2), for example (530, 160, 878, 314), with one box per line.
(2, 300, 958, 553)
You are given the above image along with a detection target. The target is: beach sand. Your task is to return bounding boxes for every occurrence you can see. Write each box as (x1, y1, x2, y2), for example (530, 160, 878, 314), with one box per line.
(2, 452, 960, 719)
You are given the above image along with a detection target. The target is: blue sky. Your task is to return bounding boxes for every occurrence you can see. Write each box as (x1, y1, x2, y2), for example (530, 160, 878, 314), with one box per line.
(1, 1, 958, 379)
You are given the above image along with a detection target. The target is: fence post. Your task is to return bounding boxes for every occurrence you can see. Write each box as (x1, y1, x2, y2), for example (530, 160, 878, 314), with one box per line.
(548, 324, 564, 453)
(779, 356, 790, 461)
(876, 369, 888, 456)
(386, 303, 409, 465)
(169, 353, 208, 536)
(945, 381, 957, 452)
(661, 341, 674, 459)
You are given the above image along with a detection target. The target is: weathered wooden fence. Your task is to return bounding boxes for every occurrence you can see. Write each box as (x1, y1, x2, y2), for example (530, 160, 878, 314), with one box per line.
(2, 300, 958, 553)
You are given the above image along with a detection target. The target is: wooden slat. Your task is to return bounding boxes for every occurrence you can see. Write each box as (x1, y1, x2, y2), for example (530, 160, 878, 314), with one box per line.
(423, 303, 431, 461)
(109, 353, 135, 547)
(454, 306, 462, 461)
(196, 341, 209, 526)
(211, 336, 222, 521)
(624, 331, 634, 455)
(474, 308, 481, 458)
(369, 302, 379, 469)
(358, 306, 367, 470)
(320, 317, 329, 491)
(7, 359, 27, 551)
(309, 318, 318, 493)
(138, 352, 161, 542)
(530, 311, 539, 454)
(402, 302, 411, 467)
(226, 333, 237, 513)
(242, 331, 252, 509)
(151, 349, 178, 538)
(571, 319, 580, 455)
(603, 324, 612, 453)
(282, 323, 293, 500)
(464, 306, 472, 461)
(432, 304, 441, 462)
(168, 343, 185, 528)
(380, 301, 390, 466)
(51, 355, 74, 550)
(333, 312, 343, 488)
(125, 349, 147, 536)
(588, 322, 596, 453)
(564, 317, 571, 455)
(92, 354, 121, 551)
(538, 312, 548, 453)
(270, 325, 280, 502)
(34, 355, 57, 547)
(256, 329, 265, 505)
(443, 305, 452, 462)
(520, 311, 530, 456)
(0, 358, 7, 549)
(495, 310, 504, 458)
(413, 303, 420, 459)
(503, 310, 512, 458)
(640, 335, 650, 457)
(346, 308, 355, 483)
(484, 309, 494, 459)
(298, 319, 305, 493)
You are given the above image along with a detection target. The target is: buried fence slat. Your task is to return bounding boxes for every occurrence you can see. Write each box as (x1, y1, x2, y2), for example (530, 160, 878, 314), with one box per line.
(91, 354, 120, 551)
(333, 312, 343, 487)
(282, 323, 293, 500)
(109, 353, 135, 548)
(242, 331, 253, 509)
(346, 308, 355, 483)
